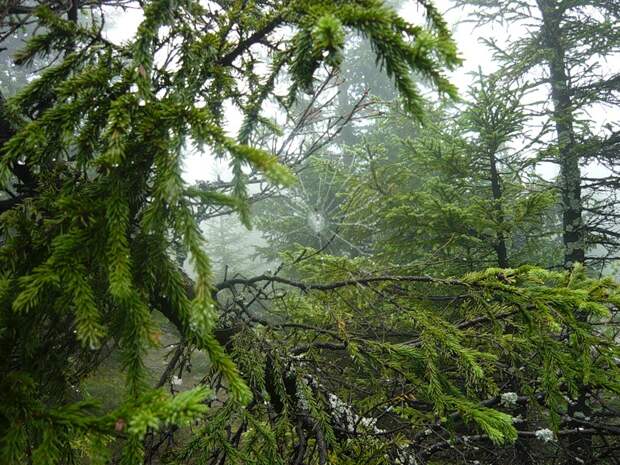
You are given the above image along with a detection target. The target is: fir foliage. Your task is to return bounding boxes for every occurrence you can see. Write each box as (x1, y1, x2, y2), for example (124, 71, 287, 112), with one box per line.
(0, 0, 463, 463)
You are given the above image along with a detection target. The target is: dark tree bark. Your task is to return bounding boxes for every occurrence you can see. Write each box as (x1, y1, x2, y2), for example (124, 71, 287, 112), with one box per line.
(537, 3, 591, 460)
(0, 91, 36, 212)
(538, 0, 585, 268)
(67, 0, 79, 22)
(488, 149, 509, 268)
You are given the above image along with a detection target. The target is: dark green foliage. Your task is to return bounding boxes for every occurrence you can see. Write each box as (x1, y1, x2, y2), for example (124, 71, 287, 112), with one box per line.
(213, 253, 620, 464)
(0, 1, 463, 463)
(247, 47, 619, 465)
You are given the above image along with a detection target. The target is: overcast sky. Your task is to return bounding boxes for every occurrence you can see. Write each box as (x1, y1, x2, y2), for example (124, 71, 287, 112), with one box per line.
(404, 0, 497, 90)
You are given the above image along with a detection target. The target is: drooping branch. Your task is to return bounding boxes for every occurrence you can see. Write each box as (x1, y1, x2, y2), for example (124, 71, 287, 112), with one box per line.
(216, 273, 467, 293)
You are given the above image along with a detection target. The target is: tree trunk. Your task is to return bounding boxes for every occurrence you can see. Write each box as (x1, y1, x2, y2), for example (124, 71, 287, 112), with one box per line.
(337, 78, 355, 146)
(538, 0, 585, 269)
(537, 4, 591, 463)
(488, 149, 510, 268)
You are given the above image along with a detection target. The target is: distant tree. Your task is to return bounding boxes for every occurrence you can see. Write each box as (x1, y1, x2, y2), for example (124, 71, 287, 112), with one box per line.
(459, 0, 620, 269)
(460, 73, 562, 268)
(340, 79, 560, 275)
(335, 29, 402, 146)
(203, 214, 264, 280)
(241, 76, 620, 465)
(456, 3, 620, 461)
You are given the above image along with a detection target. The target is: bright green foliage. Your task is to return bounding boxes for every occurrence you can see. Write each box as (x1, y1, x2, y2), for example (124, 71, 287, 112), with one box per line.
(1, 1, 620, 464)
(0, 374, 211, 465)
(0, 0, 461, 463)
(287, 0, 459, 118)
(214, 250, 620, 464)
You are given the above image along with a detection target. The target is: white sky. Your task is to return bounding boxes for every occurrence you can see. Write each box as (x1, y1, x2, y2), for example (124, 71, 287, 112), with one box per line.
(403, 0, 498, 92)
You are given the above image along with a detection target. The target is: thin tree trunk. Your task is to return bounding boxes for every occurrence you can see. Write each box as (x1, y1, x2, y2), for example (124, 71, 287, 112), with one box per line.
(68, 0, 79, 22)
(489, 149, 509, 268)
(337, 78, 355, 146)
